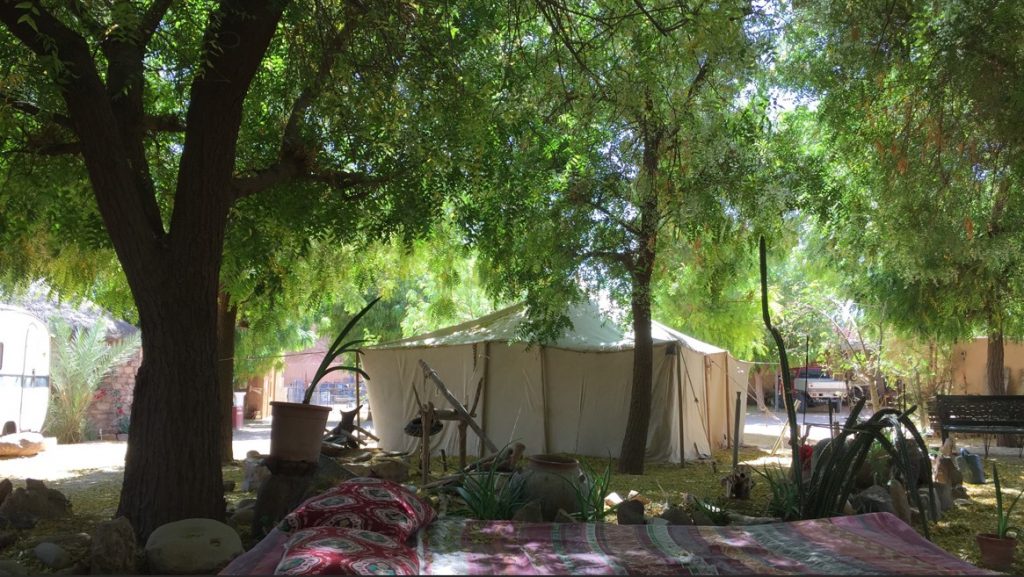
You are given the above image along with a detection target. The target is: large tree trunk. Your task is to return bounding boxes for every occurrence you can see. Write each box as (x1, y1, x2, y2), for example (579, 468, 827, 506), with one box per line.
(118, 254, 227, 538)
(217, 290, 238, 463)
(986, 327, 1006, 396)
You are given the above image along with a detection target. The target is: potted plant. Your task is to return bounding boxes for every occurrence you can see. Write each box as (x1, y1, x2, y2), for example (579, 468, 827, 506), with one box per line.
(269, 297, 379, 463)
(976, 463, 1021, 571)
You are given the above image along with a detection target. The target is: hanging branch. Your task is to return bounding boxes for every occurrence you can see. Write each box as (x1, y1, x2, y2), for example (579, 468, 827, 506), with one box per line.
(759, 236, 804, 506)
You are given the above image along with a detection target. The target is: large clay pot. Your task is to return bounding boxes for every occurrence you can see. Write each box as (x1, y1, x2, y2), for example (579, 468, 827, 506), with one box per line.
(519, 454, 587, 522)
(976, 533, 1017, 572)
(269, 401, 331, 463)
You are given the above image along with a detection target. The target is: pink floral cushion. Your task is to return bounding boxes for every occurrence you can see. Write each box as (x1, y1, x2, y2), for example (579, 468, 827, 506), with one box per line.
(280, 477, 436, 542)
(273, 527, 419, 575)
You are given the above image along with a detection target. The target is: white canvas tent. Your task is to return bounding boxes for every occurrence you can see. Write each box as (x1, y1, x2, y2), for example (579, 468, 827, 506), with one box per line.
(361, 302, 750, 463)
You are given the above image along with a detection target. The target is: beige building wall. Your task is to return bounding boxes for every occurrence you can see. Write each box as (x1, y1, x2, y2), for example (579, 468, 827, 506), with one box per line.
(949, 337, 1024, 396)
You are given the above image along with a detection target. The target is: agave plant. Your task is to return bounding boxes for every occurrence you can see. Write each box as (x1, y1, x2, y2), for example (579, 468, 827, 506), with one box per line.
(570, 457, 617, 522)
(455, 444, 527, 520)
(993, 463, 1022, 539)
(302, 297, 380, 404)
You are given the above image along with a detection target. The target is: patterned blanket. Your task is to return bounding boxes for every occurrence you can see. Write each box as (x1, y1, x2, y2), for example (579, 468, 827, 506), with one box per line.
(221, 512, 993, 575)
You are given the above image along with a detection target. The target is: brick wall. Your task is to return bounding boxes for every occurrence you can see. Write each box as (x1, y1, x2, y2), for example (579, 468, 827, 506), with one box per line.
(87, 349, 142, 438)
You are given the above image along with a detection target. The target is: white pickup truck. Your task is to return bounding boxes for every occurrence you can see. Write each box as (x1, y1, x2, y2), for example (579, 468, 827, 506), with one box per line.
(792, 366, 849, 409)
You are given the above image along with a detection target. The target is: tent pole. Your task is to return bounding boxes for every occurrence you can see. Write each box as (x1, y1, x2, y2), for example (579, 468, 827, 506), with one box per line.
(540, 345, 550, 454)
(476, 342, 491, 457)
(704, 357, 712, 451)
(724, 354, 731, 449)
(675, 346, 685, 467)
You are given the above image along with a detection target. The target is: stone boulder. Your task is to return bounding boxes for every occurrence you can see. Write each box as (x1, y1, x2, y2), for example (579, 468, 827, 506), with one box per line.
(658, 504, 693, 526)
(0, 480, 70, 522)
(0, 479, 11, 506)
(888, 480, 912, 525)
(616, 500, 645, 525)
(0, 434, 44, 458)
(90, 517, 137, 575)
(240, 453, 270, 493)
(850, 485, 894, 515)
(33, 542, 73, 570)
(0, 560, 27, 576)
(145, 518, 243, 575)
(368, 458, 409, 483)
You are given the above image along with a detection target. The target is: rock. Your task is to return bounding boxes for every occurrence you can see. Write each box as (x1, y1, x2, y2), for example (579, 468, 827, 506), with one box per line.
(235, 498, 257, 511)
(646, 516, 669, 526)
(810, 438, 844, 474)
(34, 542, 73, 570)
(90, 517, 136, 575)
(917, 488, 941, 521)
(952, 485, 968, 500)
(0, 479, 11, 506)
(246, 450, 261, 459)
(511, 501, 543, 523)
(145, 518, 243, 575)
(252, 474, 314, 537)
(616, 499, 645, 526)
(31, 532, 91, 550)
(0, 482, 70, 521)
(0, 434, 45, 458)
(54, 563, 88, 575)
(343, 463, 373, 477)
(933, 482, 954, 512)
(24, 479, 45, 492)
(369, 459, 410, 483)
(305, 455, 358, 498)
(659, 504, 693, 526)
(0, 560, 27, 576)
(223, 480, 236, 493)
(954, 498, 972, 508)
(0, 531, 15, 551)
(240, 457, 270, 493)
(229, 508, 254, 527)
(850, 485, 894, 515)
(888, 479, 912, 525)
(934, 456, 962, 487)
(553, 509, 577, 523)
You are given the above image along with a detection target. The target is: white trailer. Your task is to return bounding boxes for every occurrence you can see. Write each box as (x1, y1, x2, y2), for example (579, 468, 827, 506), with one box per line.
(0, 305, 51, 434)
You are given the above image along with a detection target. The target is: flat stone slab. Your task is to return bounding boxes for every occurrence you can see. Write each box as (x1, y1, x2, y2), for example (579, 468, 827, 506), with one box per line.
(0, 434, 45, 458)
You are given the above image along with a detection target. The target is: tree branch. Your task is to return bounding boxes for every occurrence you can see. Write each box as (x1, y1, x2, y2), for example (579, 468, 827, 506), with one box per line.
(0, 0, 166, 257)
(231, 163, 382, 199)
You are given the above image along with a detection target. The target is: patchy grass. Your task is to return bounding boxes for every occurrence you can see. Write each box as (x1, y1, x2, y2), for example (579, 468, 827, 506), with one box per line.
(2, 448, 1022, 574)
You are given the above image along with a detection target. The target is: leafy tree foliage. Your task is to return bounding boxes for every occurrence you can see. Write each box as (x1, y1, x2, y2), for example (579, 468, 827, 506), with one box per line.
(786, 0, 1024, 405)
(0, 0, 496, 536)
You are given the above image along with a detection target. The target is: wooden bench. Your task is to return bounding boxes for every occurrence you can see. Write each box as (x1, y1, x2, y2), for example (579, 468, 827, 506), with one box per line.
(934, 394, 1024, 456)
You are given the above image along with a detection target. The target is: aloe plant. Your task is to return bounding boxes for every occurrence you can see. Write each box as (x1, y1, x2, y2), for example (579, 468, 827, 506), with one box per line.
(302, 297, 380, 404)
(570, 457, 617, 522)
(455, 444, 527, 520)
(993, 463, 1022, 539)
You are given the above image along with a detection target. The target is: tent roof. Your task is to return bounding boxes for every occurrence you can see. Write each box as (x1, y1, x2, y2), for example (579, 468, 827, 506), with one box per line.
(369, 301, 727, 354)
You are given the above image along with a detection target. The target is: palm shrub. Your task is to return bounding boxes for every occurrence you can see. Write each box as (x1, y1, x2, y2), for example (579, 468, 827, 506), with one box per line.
(46, 319, 141, 444)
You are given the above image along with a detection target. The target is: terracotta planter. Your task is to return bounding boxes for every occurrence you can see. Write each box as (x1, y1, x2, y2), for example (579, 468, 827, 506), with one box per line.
(518, 454, 587, 522)
(269, 401, 331, 463)
(976, 533, 1017, 572)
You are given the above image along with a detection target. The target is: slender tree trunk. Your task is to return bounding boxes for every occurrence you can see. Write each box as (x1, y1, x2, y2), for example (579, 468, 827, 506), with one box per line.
(217, 290, 238, 463)
(618, 131, 660, 475)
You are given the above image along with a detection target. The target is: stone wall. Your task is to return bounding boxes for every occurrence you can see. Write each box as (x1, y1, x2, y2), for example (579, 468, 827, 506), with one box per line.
(87, 349, 142, 439)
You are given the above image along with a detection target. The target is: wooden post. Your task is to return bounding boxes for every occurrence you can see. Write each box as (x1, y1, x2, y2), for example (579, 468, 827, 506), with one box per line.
(355, 354, 362, 430)
(458, 420, 468, 470)
(676, 347, 685, 468)
(421, 402, 434, 485)
(420, 359, 498, 454)
(476, 343, 490, 457)
(732, 391, 741, 469)
(704, 356, 712, 450)
(540, 346, 550, 454)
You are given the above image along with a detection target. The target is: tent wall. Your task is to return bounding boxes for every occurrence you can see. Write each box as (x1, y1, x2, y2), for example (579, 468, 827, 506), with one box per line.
(363, 340, 725, 463)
